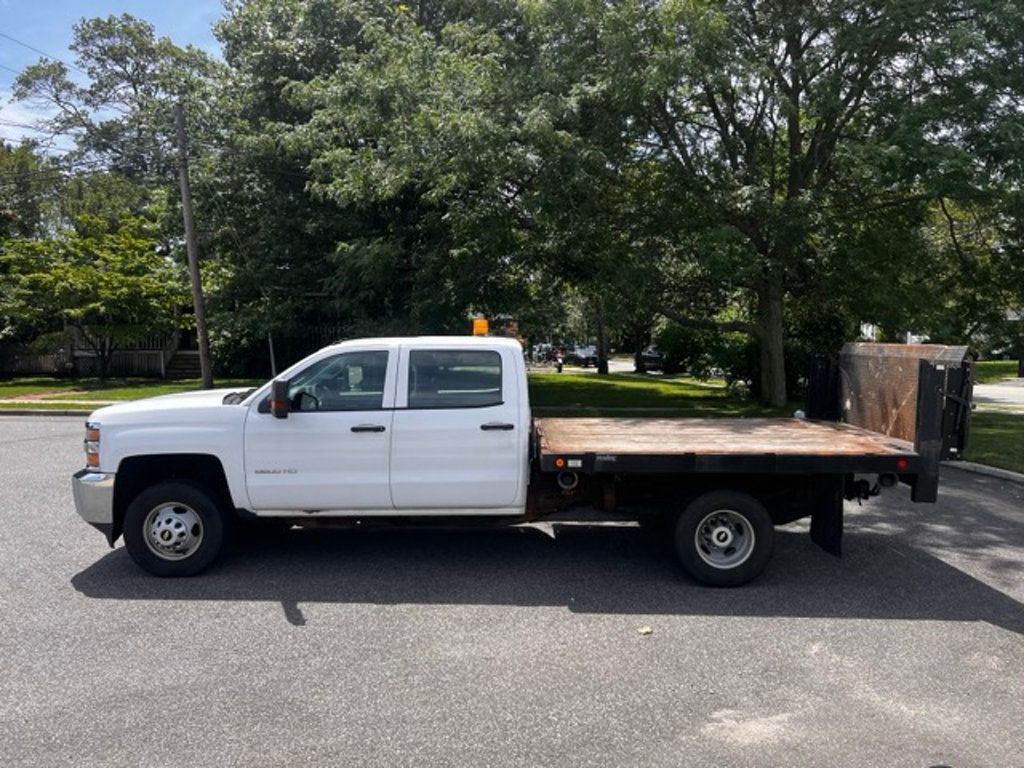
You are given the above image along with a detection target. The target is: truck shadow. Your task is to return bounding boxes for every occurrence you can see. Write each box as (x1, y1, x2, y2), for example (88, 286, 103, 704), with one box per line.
(71, 523, 1024, 634)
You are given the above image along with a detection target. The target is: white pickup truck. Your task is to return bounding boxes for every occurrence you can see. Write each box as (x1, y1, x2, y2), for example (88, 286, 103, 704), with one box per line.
(72, 337, 969, 586)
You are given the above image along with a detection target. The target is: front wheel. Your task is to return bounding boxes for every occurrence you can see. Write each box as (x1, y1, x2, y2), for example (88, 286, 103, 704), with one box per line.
(123, 480, 227, 577)
(673, 491, 774, 587)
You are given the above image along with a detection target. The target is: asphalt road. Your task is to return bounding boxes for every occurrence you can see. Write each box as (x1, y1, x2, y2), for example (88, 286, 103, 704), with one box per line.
(1, 416, 1022, 768)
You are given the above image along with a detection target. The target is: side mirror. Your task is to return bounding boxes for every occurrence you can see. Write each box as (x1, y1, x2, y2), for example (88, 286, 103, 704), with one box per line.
(270, 379, 290, 419)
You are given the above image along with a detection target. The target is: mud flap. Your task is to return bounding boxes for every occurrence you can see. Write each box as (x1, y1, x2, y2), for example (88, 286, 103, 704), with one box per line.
(809, 481, 843, 557)
(89, 521, 118, 547)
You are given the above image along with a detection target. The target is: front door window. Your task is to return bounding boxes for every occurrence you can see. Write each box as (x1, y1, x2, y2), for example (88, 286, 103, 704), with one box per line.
(287, 351, 389, 412)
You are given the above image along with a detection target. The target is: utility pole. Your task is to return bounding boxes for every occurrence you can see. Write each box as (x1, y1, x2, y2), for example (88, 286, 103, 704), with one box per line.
(174, 102, 214, 389)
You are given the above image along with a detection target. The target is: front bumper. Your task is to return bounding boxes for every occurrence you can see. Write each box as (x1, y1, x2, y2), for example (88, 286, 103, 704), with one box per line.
(72, 469, 116, 543)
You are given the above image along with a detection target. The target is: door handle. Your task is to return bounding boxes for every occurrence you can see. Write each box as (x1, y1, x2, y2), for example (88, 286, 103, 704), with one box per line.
(351, 424, 386, 433)
(480, 422, 515, 431)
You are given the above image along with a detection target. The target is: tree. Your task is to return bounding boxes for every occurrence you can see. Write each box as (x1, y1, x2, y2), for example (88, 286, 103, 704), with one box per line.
(13, 14, 219, 177)
(208, 1, 540, 366)
(11, 2, 1020, 391)
(0, 142, 57, 239)
(0, 214, 186, 378)
(266, 1, 976, 402)
(12, 14, 225, 381)
(539, 0, 1016, 405)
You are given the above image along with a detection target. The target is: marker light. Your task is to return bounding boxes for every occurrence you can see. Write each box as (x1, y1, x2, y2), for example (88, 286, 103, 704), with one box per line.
(84, 423, 100, 468)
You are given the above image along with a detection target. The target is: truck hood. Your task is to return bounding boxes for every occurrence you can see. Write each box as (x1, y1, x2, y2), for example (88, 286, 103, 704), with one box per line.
(87, 388, 249, 424)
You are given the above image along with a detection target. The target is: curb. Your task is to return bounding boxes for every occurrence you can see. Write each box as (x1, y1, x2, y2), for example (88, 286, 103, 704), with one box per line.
(0, 408, 91, 417)
(944, 460, 1024, 486)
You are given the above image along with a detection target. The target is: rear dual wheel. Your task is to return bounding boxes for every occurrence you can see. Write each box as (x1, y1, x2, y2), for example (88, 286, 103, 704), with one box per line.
(673, 490, 774, 587)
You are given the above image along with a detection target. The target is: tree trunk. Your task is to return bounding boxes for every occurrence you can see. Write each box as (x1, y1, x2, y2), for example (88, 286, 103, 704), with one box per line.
(596, 299, 609, 375)
(97, 342, 110, 380)
(98, 335, 116, 380)
(756, 270, 787, 408)
(634, 348, 647, 374)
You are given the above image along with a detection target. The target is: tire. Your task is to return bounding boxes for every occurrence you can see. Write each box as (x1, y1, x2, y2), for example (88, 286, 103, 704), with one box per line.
(673, 490, 774, 587)
(122, 480, 227, 577)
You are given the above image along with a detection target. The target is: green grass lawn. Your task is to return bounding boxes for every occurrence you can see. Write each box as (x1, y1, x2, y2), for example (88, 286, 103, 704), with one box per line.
(965, 412, 1024, 474)
(0, 401, 100, 411)
(974, 360, 1020, 384)
(0, 376, 262, 402)
(528, 372, 788, 417)
(0, 376, 81, 398)
(47, 378, 261, 401)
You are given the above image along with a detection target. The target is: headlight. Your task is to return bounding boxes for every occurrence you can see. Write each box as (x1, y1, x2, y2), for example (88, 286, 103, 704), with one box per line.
(84, 422, 100, 469)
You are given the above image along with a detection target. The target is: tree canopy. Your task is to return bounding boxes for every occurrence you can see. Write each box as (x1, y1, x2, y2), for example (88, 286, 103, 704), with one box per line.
(0, 213, 186, 377)
(2, 1, 1023, 397)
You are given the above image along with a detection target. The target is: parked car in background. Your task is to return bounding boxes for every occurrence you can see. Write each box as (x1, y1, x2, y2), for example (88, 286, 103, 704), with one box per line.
(640, 345, 664, 371)
(530, 343, 552, 363)
(566, 344, 598, 367)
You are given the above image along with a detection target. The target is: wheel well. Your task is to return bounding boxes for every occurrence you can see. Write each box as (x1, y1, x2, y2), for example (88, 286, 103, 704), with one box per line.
(112, 454, 233, 542)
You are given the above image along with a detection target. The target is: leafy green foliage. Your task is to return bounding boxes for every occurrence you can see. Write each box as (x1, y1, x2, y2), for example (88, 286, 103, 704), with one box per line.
(0, 142, 57, 239)
(4, 2, 1024, 392)
(213, 0, 1024, 401)
(0, 215, 186, 377)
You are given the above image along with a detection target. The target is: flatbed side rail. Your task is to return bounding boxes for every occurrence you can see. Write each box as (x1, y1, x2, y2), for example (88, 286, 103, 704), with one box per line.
(535, 449, 923, 477)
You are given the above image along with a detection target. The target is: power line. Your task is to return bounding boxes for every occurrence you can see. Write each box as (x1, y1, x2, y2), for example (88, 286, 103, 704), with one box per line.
(0, 62, 22, 76)
(0, 30, 88, 76)
(0, 119, 52, 133)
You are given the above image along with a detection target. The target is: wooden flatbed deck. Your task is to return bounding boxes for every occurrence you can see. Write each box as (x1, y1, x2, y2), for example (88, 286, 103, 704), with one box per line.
(534, 417, 920, 475)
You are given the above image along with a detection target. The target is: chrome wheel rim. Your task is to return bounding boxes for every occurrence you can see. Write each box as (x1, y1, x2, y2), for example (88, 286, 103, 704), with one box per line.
(143, 503, 204, 561)
(694, 509, 755, 569)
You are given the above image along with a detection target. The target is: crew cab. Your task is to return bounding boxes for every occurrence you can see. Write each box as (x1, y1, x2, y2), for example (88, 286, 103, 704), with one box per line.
(72, 337, 972, 586)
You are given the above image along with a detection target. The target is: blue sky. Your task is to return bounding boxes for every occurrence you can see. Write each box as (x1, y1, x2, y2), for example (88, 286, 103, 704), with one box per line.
(0, 0, 226, 144)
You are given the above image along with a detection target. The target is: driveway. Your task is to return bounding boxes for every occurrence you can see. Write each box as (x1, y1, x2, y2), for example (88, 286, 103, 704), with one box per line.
(1, 416, 1022, 767)
(974, 378, 1024, 413)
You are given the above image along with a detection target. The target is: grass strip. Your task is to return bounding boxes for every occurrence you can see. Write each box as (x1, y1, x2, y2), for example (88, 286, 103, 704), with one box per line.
(966, 412, 1024, 474)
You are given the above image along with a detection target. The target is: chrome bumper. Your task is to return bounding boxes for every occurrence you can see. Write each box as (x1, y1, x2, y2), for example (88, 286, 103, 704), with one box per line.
(72, 469, 115, 533)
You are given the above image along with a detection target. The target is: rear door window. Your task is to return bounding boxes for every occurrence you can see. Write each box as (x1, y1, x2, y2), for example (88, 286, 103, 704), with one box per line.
(408, 350, 502, 408)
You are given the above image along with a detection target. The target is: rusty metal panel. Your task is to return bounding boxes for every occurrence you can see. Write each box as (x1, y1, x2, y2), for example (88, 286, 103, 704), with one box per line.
(839, 343, 970, 444)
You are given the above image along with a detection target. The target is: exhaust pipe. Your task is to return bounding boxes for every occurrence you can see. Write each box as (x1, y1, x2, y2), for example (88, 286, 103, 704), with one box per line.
(879, 473, 898, 488)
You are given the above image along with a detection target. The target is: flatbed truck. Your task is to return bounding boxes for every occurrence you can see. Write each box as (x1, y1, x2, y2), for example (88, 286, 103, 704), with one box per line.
(72, 337, 971, 586)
